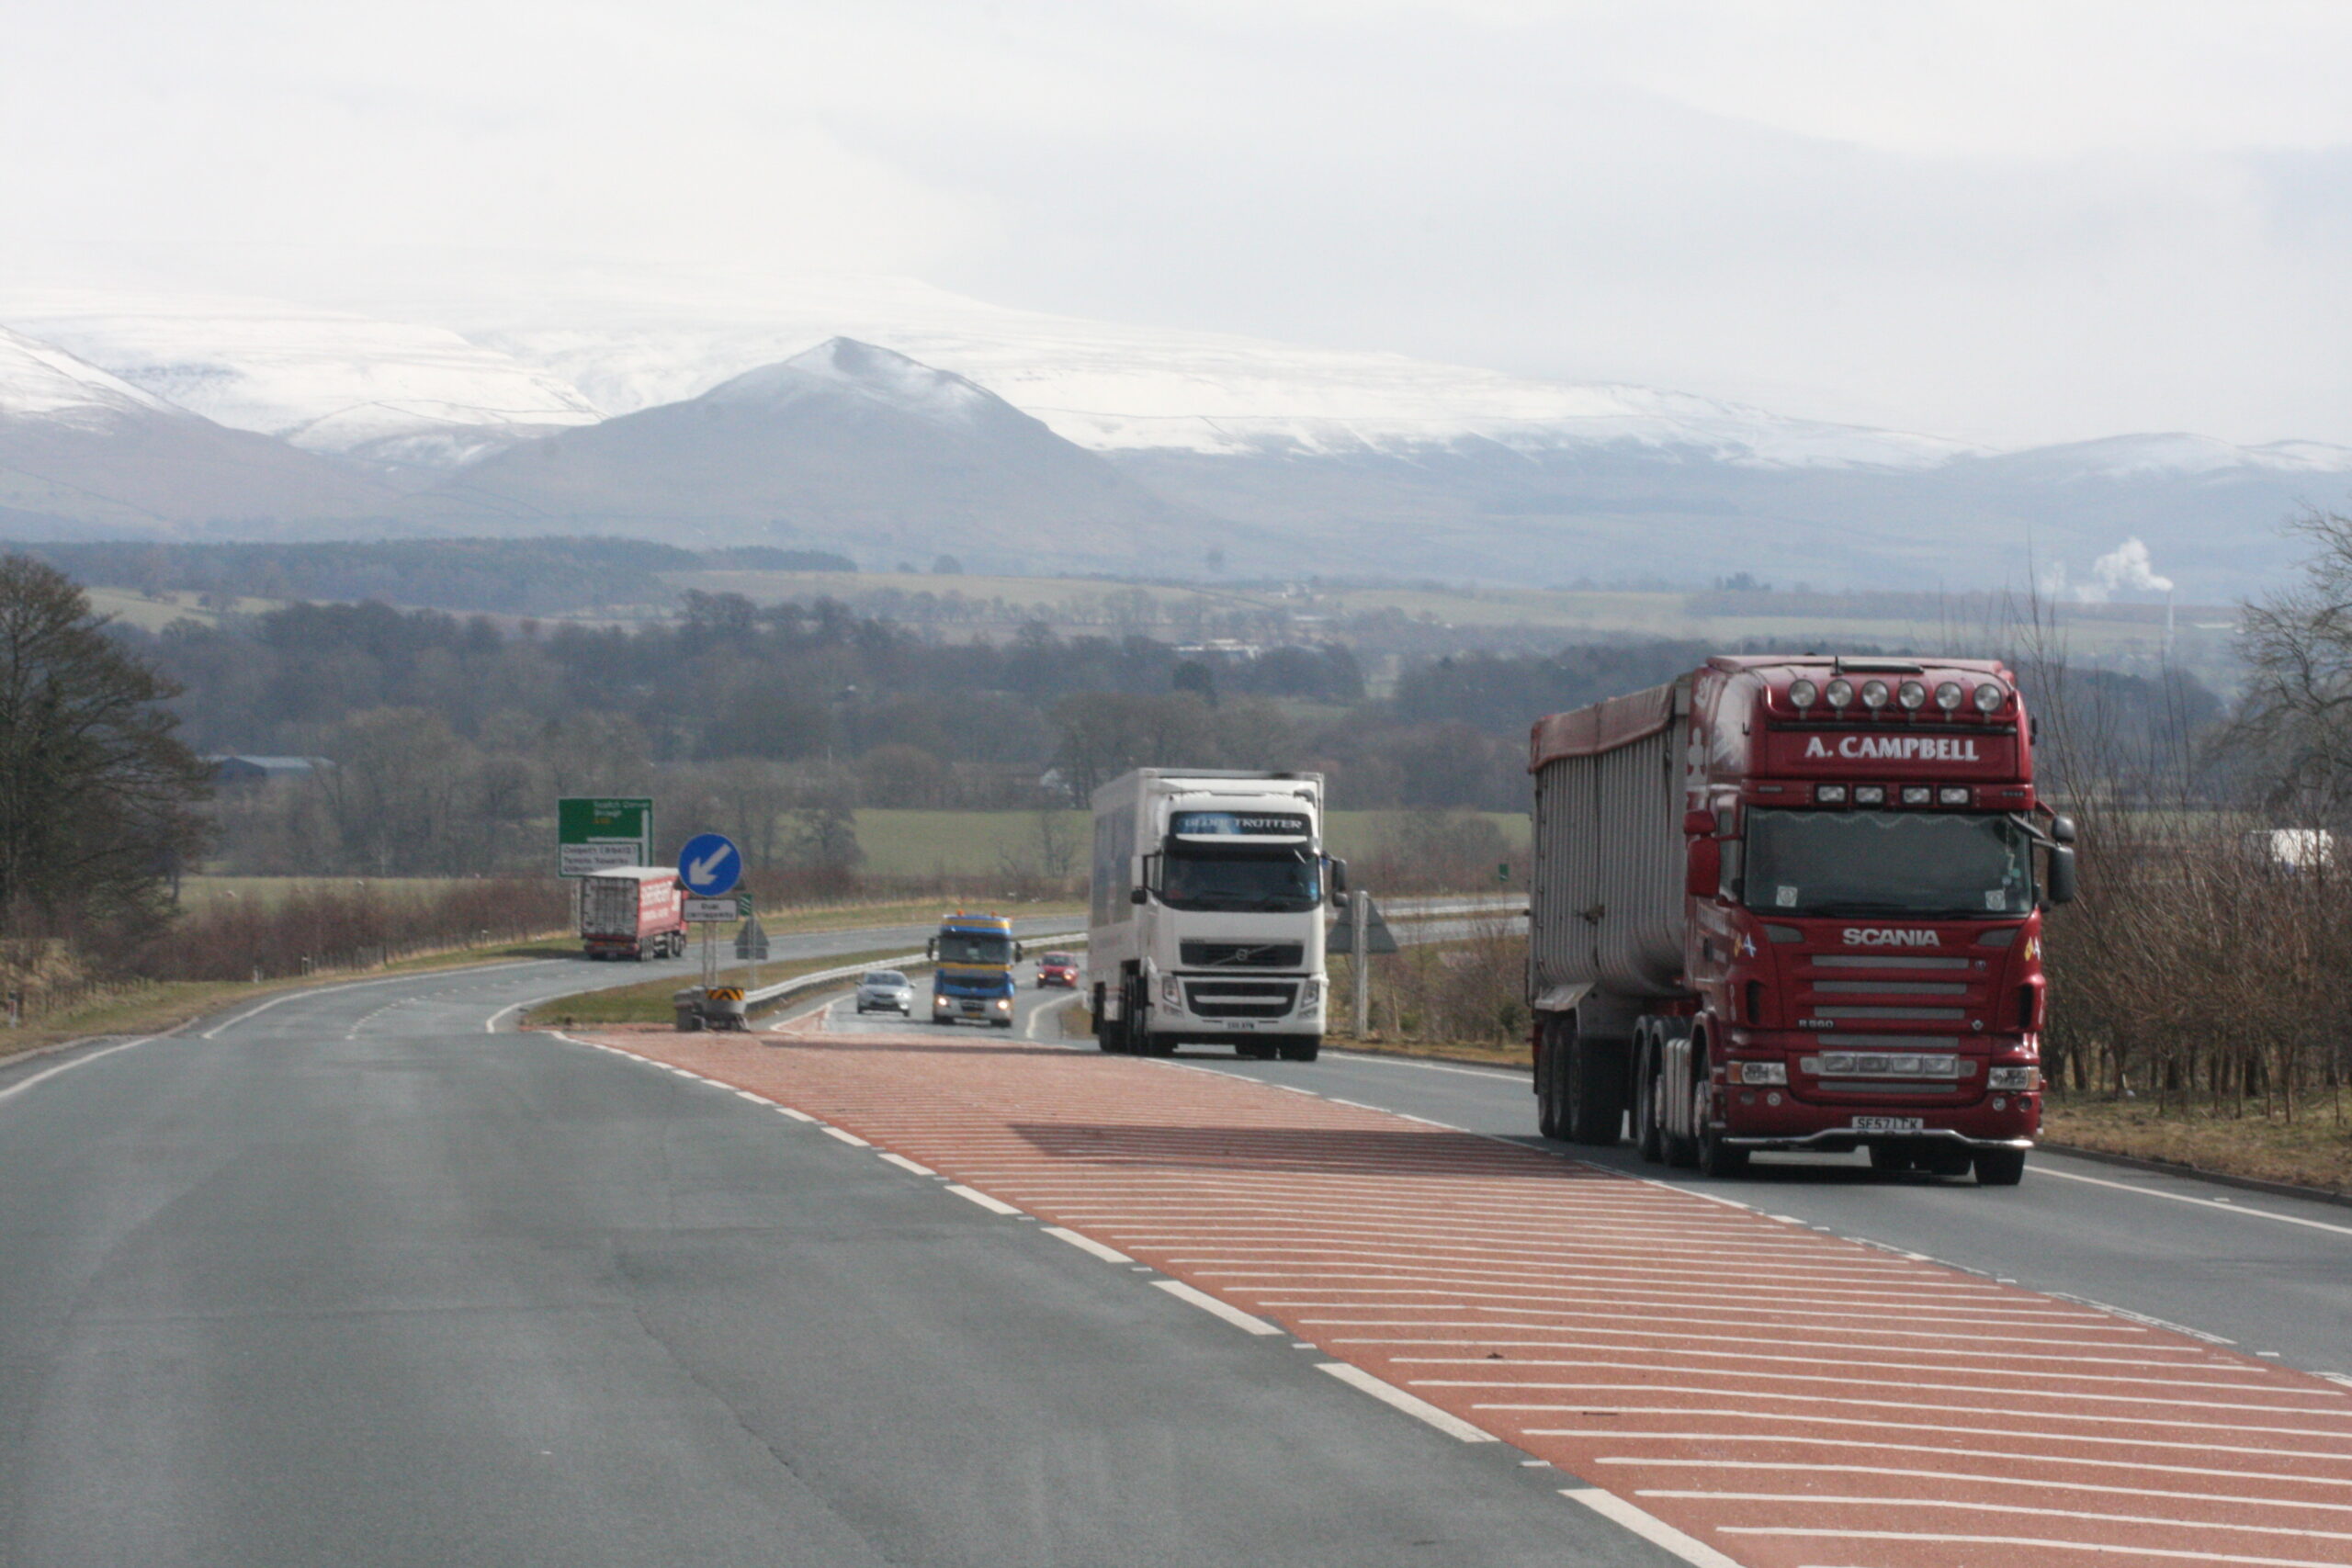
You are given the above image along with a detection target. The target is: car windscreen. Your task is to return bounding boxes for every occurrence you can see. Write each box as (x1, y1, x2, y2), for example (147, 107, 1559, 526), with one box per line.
(1037, 953, 1074, 965)
(1744, 809, 2034, 918)
(936, 932, 1013, 964)
(862, 972, 907, 986)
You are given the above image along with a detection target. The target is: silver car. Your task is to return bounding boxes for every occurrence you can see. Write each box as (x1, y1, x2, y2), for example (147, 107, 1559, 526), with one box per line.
(854, 970, 915, 1015)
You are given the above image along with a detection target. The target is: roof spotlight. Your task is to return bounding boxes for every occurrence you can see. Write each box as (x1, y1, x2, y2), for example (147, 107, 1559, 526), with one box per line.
(1825, 678, 1854, 708)
(1898, 680, 1927, 710)
(1935, 681, 1963, 711)
(1860, 679, 1890, 709)
(1788, 678, 1819, 708)
(1973, 682, 2006, 713)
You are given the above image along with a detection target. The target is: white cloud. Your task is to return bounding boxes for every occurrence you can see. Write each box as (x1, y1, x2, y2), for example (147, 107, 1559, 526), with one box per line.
(2075, 537, 2177, 603)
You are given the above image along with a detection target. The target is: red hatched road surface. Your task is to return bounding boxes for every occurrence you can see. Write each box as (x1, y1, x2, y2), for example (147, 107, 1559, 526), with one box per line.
(575, 1018, 2352, 1568)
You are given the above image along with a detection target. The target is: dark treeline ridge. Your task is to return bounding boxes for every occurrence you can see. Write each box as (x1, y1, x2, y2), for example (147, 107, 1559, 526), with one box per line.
(8, 537, 856, 617)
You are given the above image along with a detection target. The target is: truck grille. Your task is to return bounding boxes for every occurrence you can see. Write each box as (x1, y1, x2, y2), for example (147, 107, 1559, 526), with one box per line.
(1182, 980, 1298, 1020)
(1181, 941, 1306, 968)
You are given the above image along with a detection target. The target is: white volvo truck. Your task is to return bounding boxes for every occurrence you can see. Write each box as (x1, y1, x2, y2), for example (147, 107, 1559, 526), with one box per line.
(1087, 769, 1340, 1062)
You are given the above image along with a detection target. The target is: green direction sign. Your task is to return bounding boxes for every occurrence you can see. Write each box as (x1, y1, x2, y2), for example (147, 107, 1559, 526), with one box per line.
(557, 797, 653, 878)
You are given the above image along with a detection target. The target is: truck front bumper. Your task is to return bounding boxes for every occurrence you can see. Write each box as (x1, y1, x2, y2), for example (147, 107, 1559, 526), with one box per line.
(1725, 1127, 2032, 1153)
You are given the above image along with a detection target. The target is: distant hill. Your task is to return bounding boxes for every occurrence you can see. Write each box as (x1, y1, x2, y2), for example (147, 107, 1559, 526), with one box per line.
(411, 338, 1195, 567)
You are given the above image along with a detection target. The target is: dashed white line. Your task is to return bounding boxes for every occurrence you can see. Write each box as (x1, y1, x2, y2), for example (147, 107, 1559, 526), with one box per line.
(879, 1152, 935, 1176)
(775, 1106, 818, 1122)
(1734, 1528, 2343, 1566)
(1317, 1362, 1495, 1442)
(2035, 1166, 2352, 1239)
(1561, 1487, 1746, 1568)
(822, 1125, 872, 1146)
(1153, 1280, 1282, 1335)
(1043, 1226, 1133, 1263)
(945, 1183, 1023, 1216)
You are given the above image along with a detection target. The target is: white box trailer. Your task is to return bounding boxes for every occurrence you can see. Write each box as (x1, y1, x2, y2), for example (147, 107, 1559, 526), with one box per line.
(1087, 770, 1337, 1062)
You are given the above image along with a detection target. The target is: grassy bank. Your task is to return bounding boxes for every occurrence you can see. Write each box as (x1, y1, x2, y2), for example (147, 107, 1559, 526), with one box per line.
(2041, 1094, 2352, 1198)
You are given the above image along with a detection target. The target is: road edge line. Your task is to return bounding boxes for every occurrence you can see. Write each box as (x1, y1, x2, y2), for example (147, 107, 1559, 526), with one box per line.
(1317, 1362, 1496, 1442)
(1044, 1225, 1132, 1263)
(1560, 1487, 1746, 1568)
(946, 1182, 1023, 1215)
(1153, 1279, 1281, 1335)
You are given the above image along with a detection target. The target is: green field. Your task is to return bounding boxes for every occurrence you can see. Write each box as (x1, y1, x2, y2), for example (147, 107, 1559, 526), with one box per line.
(850, 808, 1528, 878)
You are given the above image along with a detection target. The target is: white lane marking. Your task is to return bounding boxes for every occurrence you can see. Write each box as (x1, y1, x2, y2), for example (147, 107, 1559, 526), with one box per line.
(483, 999, 526, 1033)
(1026, 992, 1080, 1040)
(1317, 1362, 1495, 1442)
(735, 1090, 774, 1105)
(201, 961, 560, 1040)
(1044, 1226, 1133, 1263)
(879, 1152, 935, 1176)
(822, 1125, 872, 1146)
(0, 1035, 158, 1108)
(1735, 1529, 2343, 1567)
(946, 1183, 1023, 1216)
(1569, 1431, 2352, 1484)
(1153, 1280, 1281, 1335)
(1645, 1492, 2352, 1544)
(775, 1106, 818, 1122)
(1560, 1487, 1746, 1568)
(2035, 1166, 2352, 1239)
(1601, 1458, 2352, 1513)
(1323, 1054, 1523, 1080)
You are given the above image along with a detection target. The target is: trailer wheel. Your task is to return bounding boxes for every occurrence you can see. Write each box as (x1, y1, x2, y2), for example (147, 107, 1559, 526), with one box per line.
(1565, 1030, 1625, 1146)
(1534, 1021, 1566, 1140)
(1973, 1148, 2027, 1186)
(1633, 1032, 1666, 1164)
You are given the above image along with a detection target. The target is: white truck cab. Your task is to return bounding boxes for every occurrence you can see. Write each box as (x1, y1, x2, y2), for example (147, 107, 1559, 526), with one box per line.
(1087, 770, 1340, 1062)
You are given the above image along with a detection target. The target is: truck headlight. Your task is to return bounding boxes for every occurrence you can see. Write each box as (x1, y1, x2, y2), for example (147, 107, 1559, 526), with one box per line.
(1987, 1066, 2040, 1090)
(933, 994, 952, 1010)
(1734, 1062, 1787, 1085)
(993, 997, 1012, 1011)
(1298, 978, 1323, 1010)
(1160, 974, 1181, 1007)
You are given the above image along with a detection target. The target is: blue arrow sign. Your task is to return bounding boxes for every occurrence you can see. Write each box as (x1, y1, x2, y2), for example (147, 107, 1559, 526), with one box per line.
(677, 832, 742, 897)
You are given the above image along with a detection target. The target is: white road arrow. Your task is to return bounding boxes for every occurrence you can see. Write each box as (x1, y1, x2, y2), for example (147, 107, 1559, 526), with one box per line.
(689, 847, 733, 886)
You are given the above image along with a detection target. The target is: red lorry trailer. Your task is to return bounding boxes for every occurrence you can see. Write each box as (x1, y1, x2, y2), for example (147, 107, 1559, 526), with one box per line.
(1525, 656, 2075, 1186)
(579, 865, 689, 961)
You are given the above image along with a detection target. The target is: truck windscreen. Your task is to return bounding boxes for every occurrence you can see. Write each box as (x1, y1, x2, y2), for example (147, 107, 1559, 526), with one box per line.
(936, 932, 1013, 964)
(1744, 809, 2034, 918)
(1160, 845, 1321, 912)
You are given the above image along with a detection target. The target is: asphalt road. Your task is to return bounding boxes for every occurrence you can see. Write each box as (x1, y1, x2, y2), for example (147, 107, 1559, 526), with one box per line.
(923, 977, 2352, 1382)
(0, 942, 1681, 1568)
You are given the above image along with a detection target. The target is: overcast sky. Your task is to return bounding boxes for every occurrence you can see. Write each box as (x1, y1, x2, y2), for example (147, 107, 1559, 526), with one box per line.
(7, 0, 2351, 447)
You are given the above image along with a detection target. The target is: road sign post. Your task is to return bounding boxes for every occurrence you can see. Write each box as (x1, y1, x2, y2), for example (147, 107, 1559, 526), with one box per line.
(678, 834, 743, 995)
(557, 797, 653, 878)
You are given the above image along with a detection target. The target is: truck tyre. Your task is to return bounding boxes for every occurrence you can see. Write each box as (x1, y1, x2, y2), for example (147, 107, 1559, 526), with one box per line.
(1565, 1032, 1625, 1146)
(1633, 1033, 1666, 1164)
(1093, 986, 1117, 1053)
(1973, 1147, 2027, 1186)
(1693, 1052, 1747, 1178)
(1534, 1023, 1566, 1140)
(1278, 1039, 1319, 1063)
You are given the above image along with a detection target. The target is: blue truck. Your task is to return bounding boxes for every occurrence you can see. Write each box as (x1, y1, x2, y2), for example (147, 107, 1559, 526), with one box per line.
(927, 910, 1022, 1029)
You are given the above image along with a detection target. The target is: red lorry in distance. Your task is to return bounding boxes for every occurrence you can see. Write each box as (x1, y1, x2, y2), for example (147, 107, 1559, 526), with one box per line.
(1525, 656, 2075, 1186)
(579, 865, 689, 961)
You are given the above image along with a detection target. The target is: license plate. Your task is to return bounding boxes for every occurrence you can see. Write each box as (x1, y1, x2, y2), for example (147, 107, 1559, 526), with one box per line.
(1851, 1115, 1925, 1133)
(961, 1001, 981, 1012)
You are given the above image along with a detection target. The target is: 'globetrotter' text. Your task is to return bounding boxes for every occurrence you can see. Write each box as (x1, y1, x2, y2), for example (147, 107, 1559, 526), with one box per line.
(1804, 734, 1981, 761)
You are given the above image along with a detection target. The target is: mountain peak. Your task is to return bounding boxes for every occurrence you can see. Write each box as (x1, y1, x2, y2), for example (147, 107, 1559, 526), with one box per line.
(703, 336, 997, 424)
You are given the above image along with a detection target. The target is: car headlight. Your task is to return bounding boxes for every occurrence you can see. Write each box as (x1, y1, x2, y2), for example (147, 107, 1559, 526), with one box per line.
(1987, 1066, 2040, 1090)
(1733, 1061, 1787, 1085)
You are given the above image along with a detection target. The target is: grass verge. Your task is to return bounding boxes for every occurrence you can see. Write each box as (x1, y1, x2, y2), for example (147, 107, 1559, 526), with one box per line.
(2041, 1093, 2352, 1198)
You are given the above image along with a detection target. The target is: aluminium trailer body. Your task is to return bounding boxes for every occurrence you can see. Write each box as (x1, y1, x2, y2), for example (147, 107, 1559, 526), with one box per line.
(579, 865, 688, 960)
(1524, 657, 2073, 1184)
(1087, 769, 1335, 1061)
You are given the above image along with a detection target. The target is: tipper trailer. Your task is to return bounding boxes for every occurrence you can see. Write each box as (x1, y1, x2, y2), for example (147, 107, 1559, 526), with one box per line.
(1525, 656, 2075, 1185)
(1088, 769, 1340, 1061)
(579, 865, 688, 961)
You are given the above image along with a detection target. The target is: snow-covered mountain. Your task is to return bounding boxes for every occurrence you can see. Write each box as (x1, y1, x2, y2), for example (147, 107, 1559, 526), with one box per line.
(0, 290, 602, 467)
(0, 326, 396, 533)
(414, 338, 1184, 563)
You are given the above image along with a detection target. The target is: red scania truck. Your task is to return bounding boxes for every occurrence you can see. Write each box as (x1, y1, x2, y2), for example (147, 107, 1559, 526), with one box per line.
(1525, 656, 2075, 1186)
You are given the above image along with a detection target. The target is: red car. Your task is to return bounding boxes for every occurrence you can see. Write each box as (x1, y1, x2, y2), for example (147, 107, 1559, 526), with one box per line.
(1035, 952, 1080, 988)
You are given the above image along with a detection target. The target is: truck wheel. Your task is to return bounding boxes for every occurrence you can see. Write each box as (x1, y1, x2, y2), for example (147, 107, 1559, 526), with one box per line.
(1278, 1039, 1319, 1063)
(1534, 1026, 1566, 1140)
(1565, 1032, 1624, 1146)
(1634, 1036, 1666, 1164)
(1974, 1147, 2027, 1186)
(1693, 1060, 1747, 1178)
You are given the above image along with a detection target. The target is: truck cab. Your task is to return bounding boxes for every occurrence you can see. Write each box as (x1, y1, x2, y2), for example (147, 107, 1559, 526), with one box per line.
(929, 912, 1021, 1029)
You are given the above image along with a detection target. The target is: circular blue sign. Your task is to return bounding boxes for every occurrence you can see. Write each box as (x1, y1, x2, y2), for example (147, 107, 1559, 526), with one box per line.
(677, 832, 742, 897)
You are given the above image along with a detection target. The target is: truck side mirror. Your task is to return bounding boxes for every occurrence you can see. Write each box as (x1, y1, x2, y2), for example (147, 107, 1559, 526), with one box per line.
(2051, 814, 2077, 845)
(1682, 809, 1714, 837)
(1327, 856, 1349, 897)
(925, 937, 937, 960)
(2046, 845, 2078, 906)
(1129, 886, 1148, 905)
(1014, 942, 1025, 961)
(1685, 840, 1720, 898)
